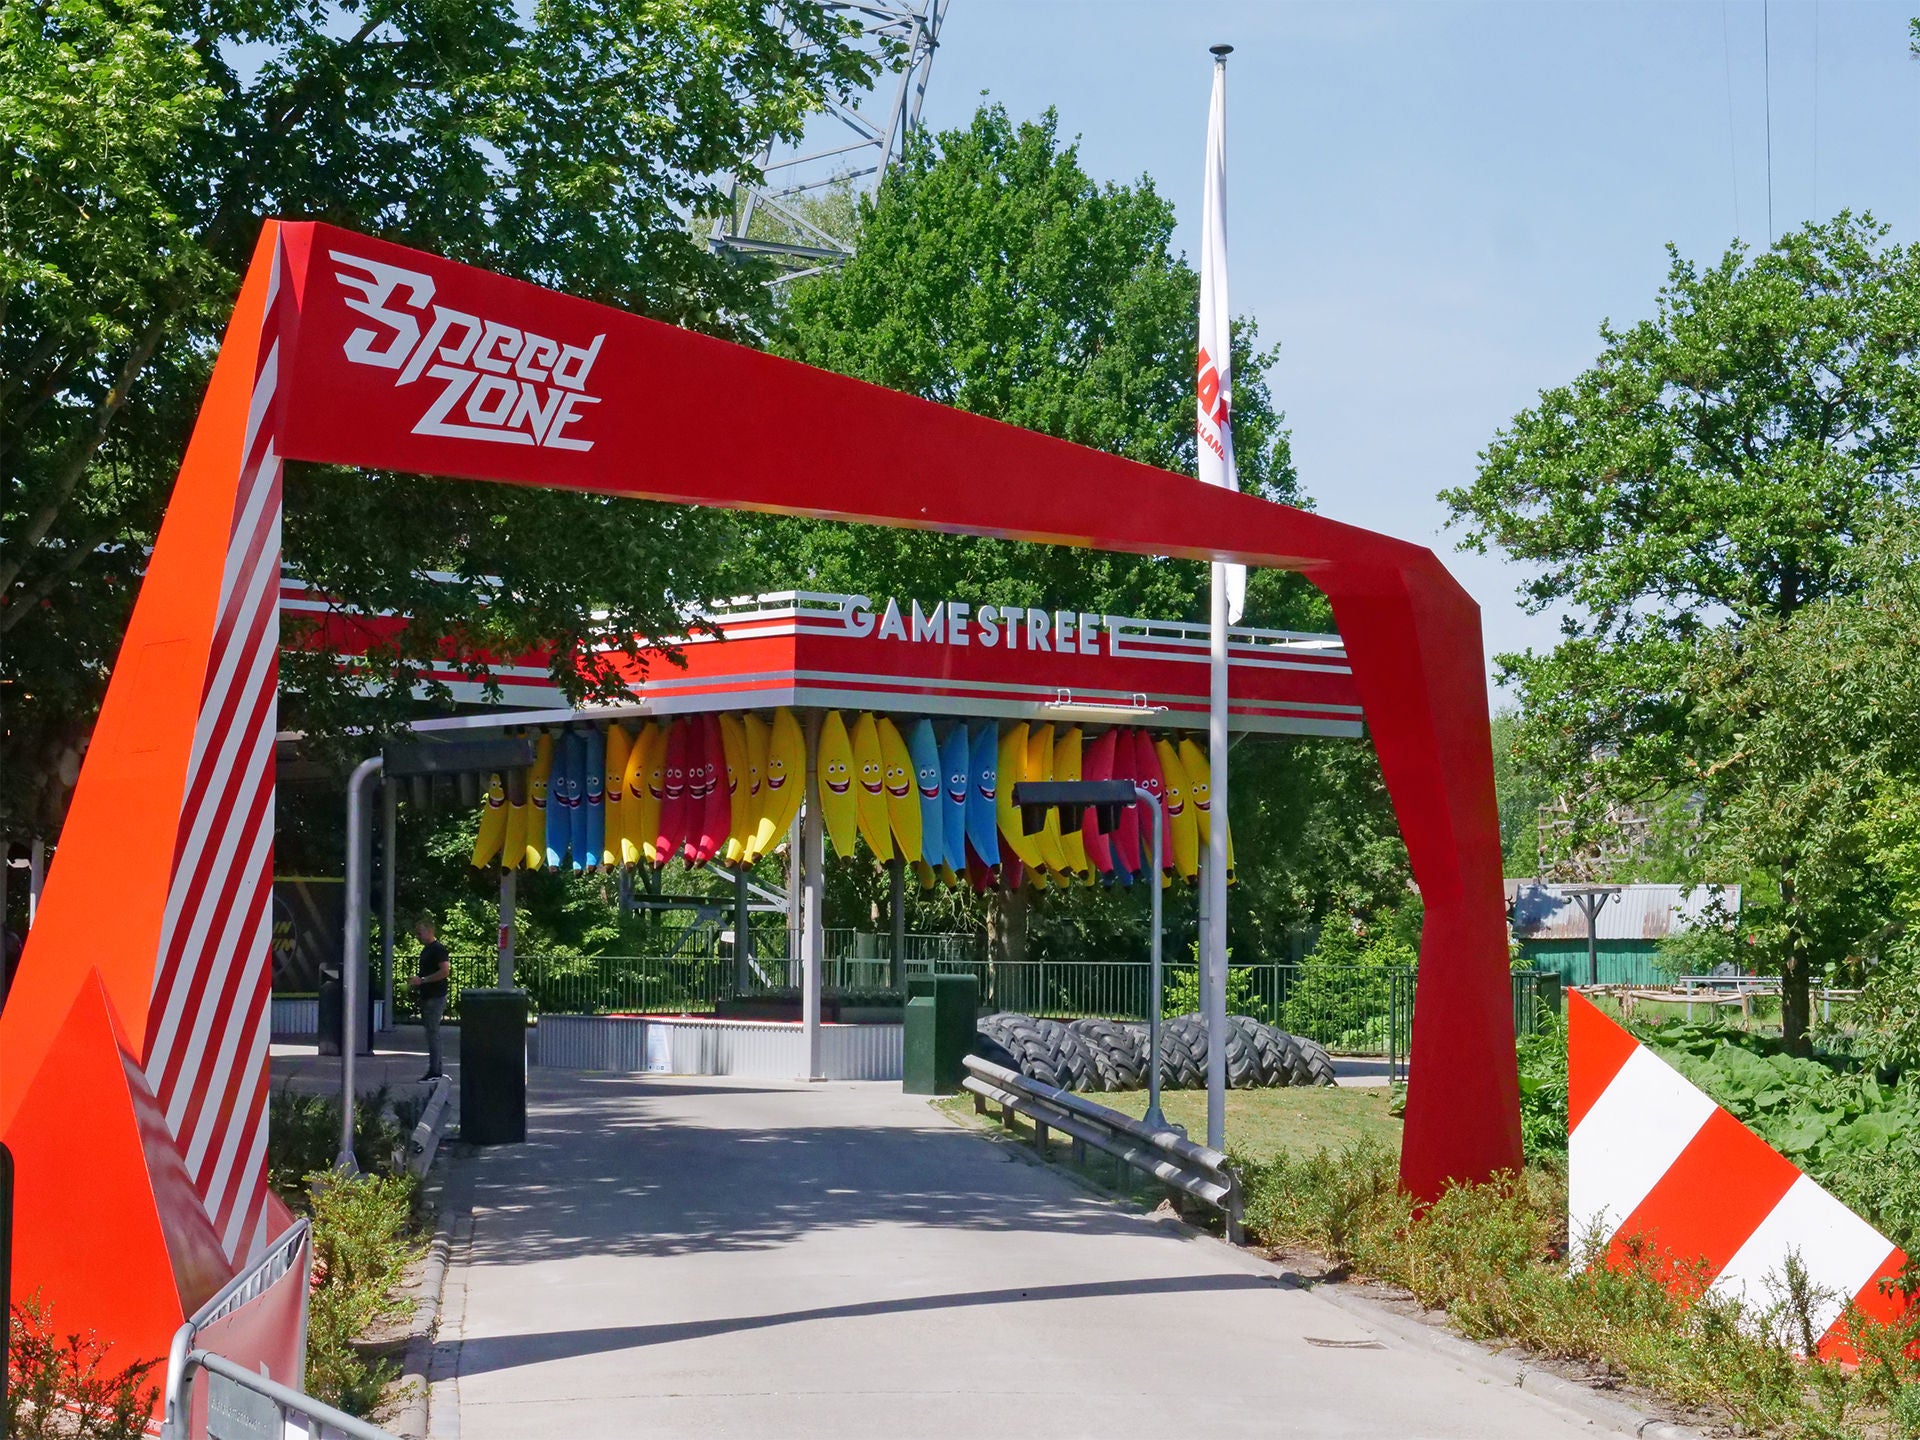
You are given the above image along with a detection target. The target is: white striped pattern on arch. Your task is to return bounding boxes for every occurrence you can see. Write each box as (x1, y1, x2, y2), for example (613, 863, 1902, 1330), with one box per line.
(141, 238, 288, 1267)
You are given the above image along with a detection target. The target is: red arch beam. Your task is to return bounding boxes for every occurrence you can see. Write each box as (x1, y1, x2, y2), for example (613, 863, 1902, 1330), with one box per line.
(4, 220, 1517, 1376)
(276, 220, 1521, 1193)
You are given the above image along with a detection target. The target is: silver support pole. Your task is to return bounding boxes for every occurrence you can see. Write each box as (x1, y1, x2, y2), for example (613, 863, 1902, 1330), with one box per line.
(888, 857, 906, 990)
(1139, 787, 1170, 1133)
(1197, 847, 1210, 1007)
(26, 838, 44, 929)
(0, 848, 10, 999)
(734, 865, 752, 996)
(497, 867, 516, 989)
(801, 713, 825, 1080)
(1205, 563, 1231, 1153)
(339, 755, 383, 1171)
(380, 782, 397, 1033)
(786, 808, 803, 979)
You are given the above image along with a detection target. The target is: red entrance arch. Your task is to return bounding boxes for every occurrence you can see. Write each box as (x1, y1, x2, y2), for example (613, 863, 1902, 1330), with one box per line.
(0, 221, 1520, 1379)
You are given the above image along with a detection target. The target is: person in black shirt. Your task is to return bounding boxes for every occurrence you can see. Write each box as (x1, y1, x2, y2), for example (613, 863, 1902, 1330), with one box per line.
(407, 916, 451, 1081)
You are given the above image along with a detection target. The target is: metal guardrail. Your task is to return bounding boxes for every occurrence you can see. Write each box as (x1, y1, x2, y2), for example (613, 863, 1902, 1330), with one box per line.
(163, 1348, 400, 1440)
(961, 1054, 1244, 1242)
(408, 1074, 454, 1178)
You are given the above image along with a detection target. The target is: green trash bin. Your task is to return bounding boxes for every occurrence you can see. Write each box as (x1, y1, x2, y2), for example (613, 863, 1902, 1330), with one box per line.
(903, 973, 979, 1095)
(460, 989, 528, 1145)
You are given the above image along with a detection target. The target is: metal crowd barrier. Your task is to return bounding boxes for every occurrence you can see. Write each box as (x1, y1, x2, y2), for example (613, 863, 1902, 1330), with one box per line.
(163, 1348, 400, 1440)
(177, 1219, 309, 1338)
(159, 1218, 403, 1440)
(960, 1054, 1243, 1242)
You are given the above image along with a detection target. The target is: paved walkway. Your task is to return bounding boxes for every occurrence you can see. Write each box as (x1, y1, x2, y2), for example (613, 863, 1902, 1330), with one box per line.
(433, 1073, 1612, 1440)
(270, 1025, 459, 1100)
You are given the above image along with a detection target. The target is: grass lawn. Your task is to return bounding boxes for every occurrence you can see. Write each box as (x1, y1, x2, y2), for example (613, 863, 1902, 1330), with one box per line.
(1088, 1085, 1402, 1161)
(936, 1083, 1402, 1165)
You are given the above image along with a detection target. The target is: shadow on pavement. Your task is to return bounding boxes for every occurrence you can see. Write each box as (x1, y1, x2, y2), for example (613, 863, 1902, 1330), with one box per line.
(453, 1271, 1281, 1376)
(460, 1076, 1164, 1264)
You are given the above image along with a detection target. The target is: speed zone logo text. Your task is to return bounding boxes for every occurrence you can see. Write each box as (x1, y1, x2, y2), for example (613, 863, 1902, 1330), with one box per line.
(330, 250, 604, 451)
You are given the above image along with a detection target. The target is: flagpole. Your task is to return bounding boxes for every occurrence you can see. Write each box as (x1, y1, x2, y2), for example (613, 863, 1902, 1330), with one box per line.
(1202, 42, 1234, 1154)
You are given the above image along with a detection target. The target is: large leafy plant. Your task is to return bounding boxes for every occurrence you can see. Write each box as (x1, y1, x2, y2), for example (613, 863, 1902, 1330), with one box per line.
(1647, 1023, 1920, 1251)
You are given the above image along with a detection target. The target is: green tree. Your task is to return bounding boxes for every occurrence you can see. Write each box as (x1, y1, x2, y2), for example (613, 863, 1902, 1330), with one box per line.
(1, 0, 878, 833)
(1490, 708, 1550, 875)
(745, 103, 1307, 625)
(1674, 547, 1920, 1041)
(1444, 215, 1920, 1049)
(742, 104, 1411, 960)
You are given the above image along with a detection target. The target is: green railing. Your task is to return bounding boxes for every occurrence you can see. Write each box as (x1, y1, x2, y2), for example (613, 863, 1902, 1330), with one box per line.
(411, 951, 1561, 1080)
(415, 933, 980, 1021)
(968, 959, 1419, 1067)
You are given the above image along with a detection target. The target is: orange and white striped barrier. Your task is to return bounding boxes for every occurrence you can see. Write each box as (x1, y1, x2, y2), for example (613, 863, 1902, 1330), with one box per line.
(1569, 991, 1908, 1355)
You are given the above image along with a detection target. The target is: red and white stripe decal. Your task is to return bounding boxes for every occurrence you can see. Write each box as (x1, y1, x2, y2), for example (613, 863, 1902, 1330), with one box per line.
(1568, 993, 1908, 1354)
(141, 239, 288, 1266)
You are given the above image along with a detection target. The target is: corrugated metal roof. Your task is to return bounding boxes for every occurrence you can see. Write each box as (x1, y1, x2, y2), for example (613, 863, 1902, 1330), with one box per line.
(1503, 880, 1741, 943)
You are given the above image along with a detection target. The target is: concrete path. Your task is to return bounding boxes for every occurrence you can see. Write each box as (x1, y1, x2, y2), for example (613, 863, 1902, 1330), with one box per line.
(271, 1025, 459, 1100)
(434, 1073, 1612, 1440)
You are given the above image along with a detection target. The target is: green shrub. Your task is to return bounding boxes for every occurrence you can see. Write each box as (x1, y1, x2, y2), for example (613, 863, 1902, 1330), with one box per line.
(265, 1088, 425, 1419)
(1160, 962, 1261, 1021)
(4, 1295, 158, 1440)
(1238, 1137, 1408, 1265)
(303, 1170, 423, 1420)
(1516, 1013, 1569, 1163)
(1892, 1379, 1920, 1439)
(1276, 921, 1413, 1049)
(268, 1084, 413, 1199)
(1236, 1136, 1920, 1436)
(1239, 1143, 1905, 1433)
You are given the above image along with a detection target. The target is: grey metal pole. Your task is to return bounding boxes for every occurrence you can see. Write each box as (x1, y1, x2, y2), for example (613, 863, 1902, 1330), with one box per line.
(1201, 39, 1236, 1156)
(1138, 786, 1171, 1134)
(0, 851, 10, 1002)
(0, 1138, 11, 1427)
(339, 754, 383, 1171)
(734, 864, 752, 996)
(497, 867, 516, 990)
(1585, 895, 1601, 988)
(380, 781, 397, 1033)
(1205, 578, 1231, 1153)
(801, 714, 825, 1079)
(26, 837, 43, 929)
(888, 856, 906, 990)
(785, 809, 803, 985)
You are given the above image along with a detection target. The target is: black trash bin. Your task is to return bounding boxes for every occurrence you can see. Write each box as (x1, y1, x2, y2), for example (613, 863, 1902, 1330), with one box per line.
(460, 989, 528, 1145)
(316, 970, 343, 1057)
(316, 967, 375, 1056)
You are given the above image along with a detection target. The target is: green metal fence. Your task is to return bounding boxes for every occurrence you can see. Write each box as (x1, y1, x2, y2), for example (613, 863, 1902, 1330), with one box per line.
(418, 932, 981, 1021)
(417, 950, 1563, 1081)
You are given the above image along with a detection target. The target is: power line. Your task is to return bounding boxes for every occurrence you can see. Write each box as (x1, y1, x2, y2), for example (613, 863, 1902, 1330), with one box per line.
(1812, 0, 1820, 219)
(1764, 0, 1775, 244)
(1723, 0, 1741, 241)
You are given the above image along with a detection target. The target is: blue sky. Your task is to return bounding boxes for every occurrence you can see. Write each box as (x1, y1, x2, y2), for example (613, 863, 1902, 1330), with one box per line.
(913, 0, 1920, 693)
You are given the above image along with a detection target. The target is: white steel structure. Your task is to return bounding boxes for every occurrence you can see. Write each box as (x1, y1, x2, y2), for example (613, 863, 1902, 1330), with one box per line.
(709, 1, 949, 284)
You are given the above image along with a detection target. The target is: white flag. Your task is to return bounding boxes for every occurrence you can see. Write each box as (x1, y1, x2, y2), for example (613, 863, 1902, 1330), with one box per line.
(1198, 57, 1245, 623)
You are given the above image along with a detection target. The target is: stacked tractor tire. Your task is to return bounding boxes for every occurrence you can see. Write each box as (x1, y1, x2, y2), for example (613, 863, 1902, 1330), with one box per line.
(973, 1011, 1335, 1094)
